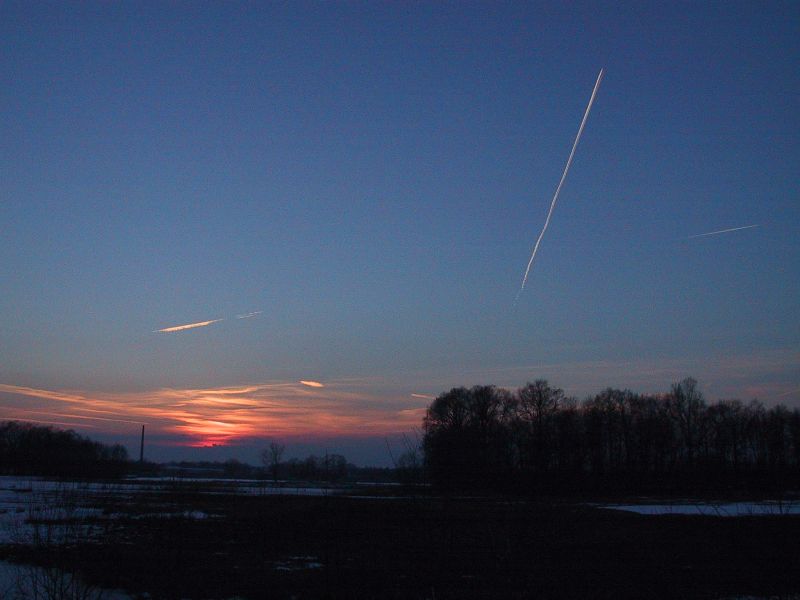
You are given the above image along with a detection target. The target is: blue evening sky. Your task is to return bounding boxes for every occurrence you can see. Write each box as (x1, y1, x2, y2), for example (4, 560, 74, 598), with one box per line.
(1, 2, 798, 463)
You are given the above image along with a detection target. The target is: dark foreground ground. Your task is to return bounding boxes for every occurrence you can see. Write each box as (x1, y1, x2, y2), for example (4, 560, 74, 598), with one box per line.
(3, 487, 800, 599)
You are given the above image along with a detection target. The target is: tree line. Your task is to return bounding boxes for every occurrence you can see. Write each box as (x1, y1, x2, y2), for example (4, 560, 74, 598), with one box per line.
(0, 421, 129, 478)
(422, 378, 800, 492)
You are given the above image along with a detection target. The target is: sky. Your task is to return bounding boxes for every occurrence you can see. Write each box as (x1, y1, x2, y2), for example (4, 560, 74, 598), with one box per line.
(1, 2, 798, 466)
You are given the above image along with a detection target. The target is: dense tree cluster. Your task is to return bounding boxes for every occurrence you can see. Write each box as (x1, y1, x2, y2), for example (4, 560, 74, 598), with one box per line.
(0, 421, 129, 478)
(281, 453, 352, 482)
(423, 378, 800, 492)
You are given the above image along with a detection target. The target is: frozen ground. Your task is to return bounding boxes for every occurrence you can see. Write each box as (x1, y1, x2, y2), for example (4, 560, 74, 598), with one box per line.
(0, 477, 797, 599)
(3, 476, 798, 545)
(0, 558, 132, 599)
(597, 500, 800, 516)
(0, 475, 343, 597)
(0, 475, 344, 546)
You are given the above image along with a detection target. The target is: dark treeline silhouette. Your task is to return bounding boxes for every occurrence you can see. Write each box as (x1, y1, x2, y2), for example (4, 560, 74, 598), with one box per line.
(281, 453, 351, 481)
(0, 421, 129, 478)
(423, 378, 800, 493)
(217, 453, 354, 481)
(163, 454, 394, 482)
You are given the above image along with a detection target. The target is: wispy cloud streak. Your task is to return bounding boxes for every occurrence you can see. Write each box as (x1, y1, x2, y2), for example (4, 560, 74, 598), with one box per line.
(517, 69, 604, 301)
(156, 319, 223, 333)
(688, 224, 760, 239)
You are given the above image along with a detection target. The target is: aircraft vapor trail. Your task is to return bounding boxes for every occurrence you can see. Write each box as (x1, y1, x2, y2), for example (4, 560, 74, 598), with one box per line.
(236, 311, 263, 319)
(155, 309, 262, 333)
(516, 69, 604, 302)
(155, 319, 223, 333)
(16, 409, 146, 426)
(299, 380, 324, 388)
(688, 224, 760, 239)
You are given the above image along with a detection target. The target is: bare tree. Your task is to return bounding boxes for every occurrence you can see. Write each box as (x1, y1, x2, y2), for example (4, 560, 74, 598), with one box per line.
(262, 441, 285, 482)
(669, 377, 706, 467)
(517, 380, 564, 473)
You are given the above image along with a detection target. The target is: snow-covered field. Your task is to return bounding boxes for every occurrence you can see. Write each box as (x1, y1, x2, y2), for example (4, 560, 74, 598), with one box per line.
(1, 475, 798, 597)
(0, 475, 344, 546)
(0, 475, 347, 598)
(2, 475, 798, 547)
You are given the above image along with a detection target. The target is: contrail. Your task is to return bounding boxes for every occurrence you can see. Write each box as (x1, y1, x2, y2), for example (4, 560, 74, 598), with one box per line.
(688, 224, 760, 239)
(9, 418, 97, 429)
(155, 310, 262, 333)
(516, 69, 604, 302)
(15, 409, 146, 426)
(410, 393, 435, 400)
(236, 311, 263, 319)
(775, 387, 800, 398)
(299, 380, 324, 388)
(155, 319, 223, 333)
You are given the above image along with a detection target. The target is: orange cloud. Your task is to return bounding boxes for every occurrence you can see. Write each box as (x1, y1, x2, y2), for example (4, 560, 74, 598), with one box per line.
(0, 380, 426, 448)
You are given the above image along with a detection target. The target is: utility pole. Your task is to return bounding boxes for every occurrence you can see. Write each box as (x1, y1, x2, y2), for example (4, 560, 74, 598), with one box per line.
(139, 425, 145, 463)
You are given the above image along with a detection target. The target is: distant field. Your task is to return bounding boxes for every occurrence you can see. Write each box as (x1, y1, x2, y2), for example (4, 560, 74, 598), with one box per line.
(0, 476, 799, 599)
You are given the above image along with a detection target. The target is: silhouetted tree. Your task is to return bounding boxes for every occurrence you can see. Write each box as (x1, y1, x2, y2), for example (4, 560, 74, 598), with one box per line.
(515, 380, 565, 476)
(669, 377, 706, 468)
(262, 441, 285, 481)
(423, 386, 515, 488)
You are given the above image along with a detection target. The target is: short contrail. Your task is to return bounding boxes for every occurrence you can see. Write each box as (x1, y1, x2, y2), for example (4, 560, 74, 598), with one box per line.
(775, 387, 800, 398)
(155, 319, 223, 333)
(299, 380, 324, 388)
(688, 224, 760, 239)
(236, 311, 263, 319)
(516, 69, 604, 301)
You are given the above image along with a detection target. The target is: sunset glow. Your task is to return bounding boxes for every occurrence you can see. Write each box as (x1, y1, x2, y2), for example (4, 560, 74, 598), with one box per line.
(0, 381, 426, 448)
(0, 2, 797, 471)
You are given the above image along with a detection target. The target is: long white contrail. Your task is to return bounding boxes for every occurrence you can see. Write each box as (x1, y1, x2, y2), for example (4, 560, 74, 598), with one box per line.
(688, 224, 760, 239)
(155, 309, 262, 333)
(516, 69, 604, 301)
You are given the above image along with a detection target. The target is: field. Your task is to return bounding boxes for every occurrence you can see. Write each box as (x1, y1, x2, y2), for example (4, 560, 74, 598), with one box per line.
(0, 476, 799, 599)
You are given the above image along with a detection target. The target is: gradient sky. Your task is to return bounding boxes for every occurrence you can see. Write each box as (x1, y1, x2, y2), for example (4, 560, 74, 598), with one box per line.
(1, 2, 798, 465)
